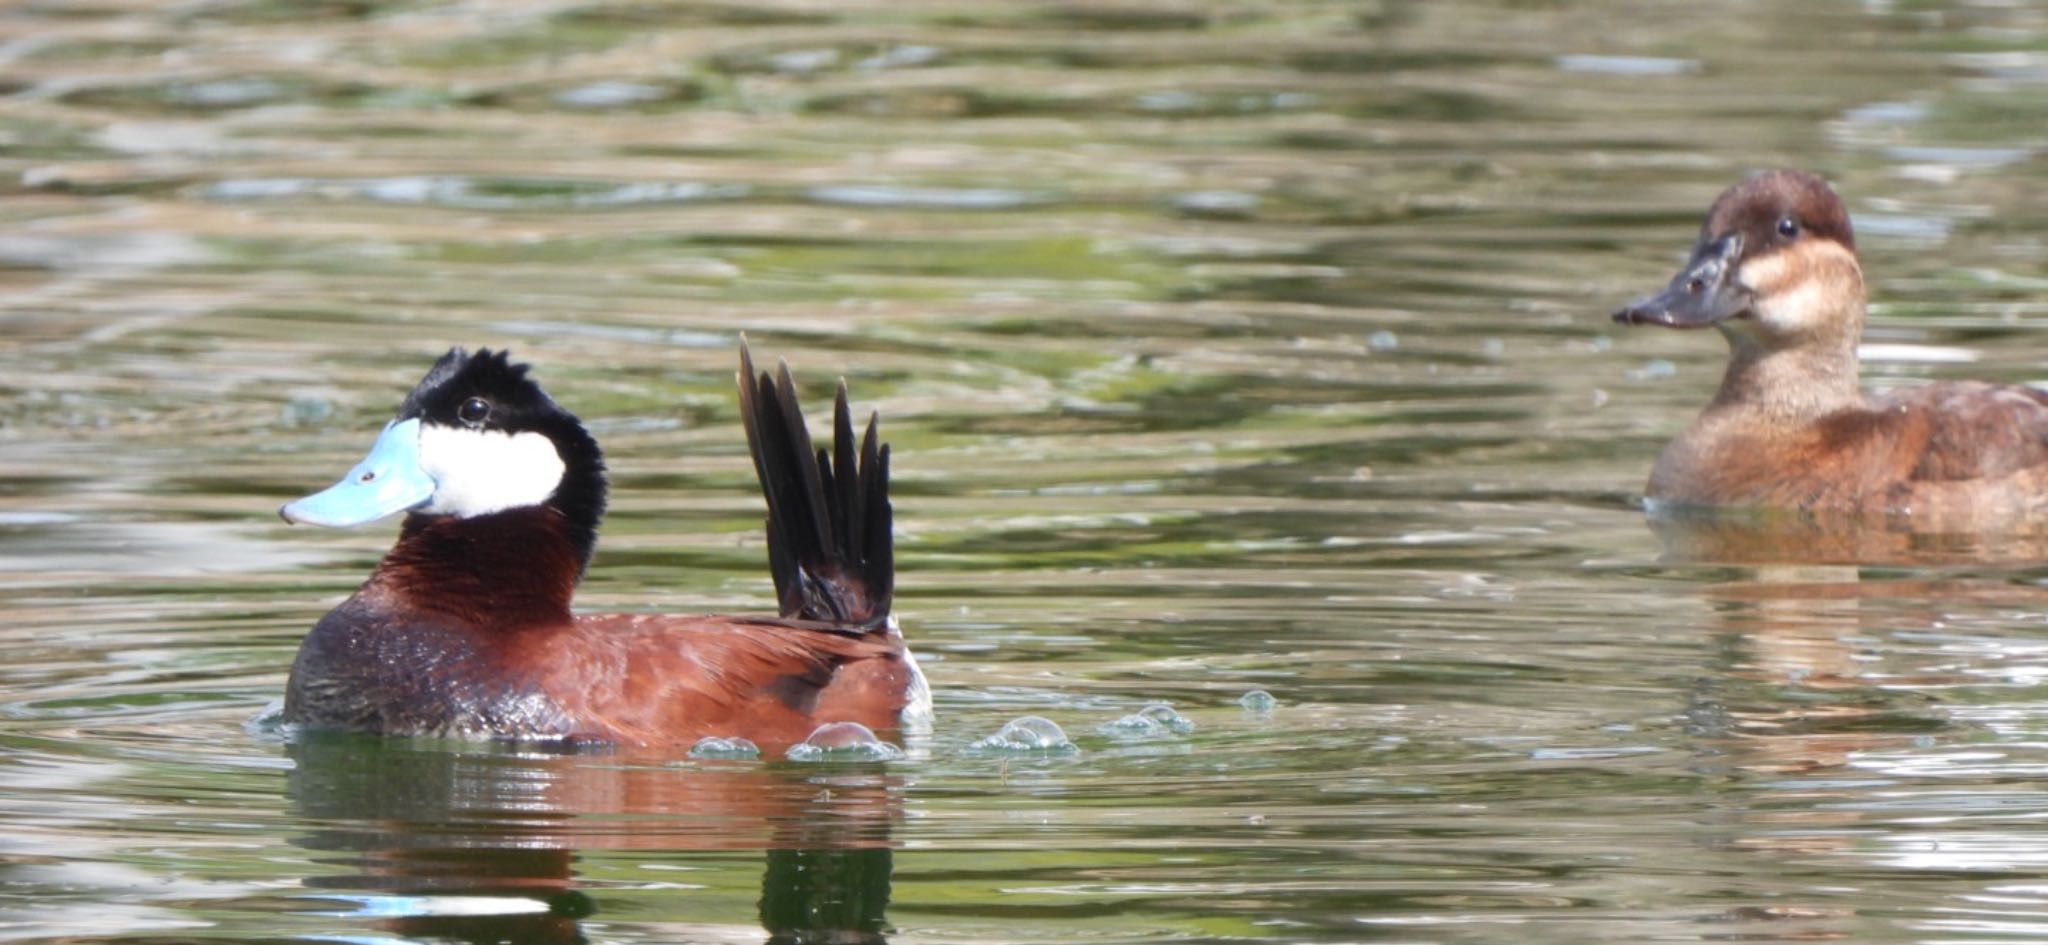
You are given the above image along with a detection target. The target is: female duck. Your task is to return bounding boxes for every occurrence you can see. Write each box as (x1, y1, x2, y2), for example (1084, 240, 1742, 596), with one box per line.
(278, 345, 927, 751)
(1613, 169, 2048, 522)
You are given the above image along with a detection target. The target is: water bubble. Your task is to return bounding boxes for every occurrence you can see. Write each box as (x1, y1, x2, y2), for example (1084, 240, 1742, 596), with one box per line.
(687, 736, 760, 760)
(1100, 703, 1194, 738)
(1238, 690, 1277, 713)
(1367, 330, 1399, 352)
(967, 716, 1078, 755)
(1099, 714, 1165, 738)
(1141, 703, 1194, 732)
(785, 722, 905, 762)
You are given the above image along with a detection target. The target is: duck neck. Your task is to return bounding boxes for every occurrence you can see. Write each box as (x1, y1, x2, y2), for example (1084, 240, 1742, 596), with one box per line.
(1708, 325, 1865, 422)
(372, 508, 583, 627)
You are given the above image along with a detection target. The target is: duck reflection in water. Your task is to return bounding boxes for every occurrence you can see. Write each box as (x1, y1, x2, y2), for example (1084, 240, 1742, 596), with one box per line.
(288, 732, 897, 945)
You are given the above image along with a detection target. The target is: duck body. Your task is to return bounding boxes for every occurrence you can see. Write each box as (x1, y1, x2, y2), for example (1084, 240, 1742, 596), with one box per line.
(280, 346, 924, 752)
(286, 602, 917, 748)
(1646, 380, 2048, 519)
(1615, 170, 2048, 523)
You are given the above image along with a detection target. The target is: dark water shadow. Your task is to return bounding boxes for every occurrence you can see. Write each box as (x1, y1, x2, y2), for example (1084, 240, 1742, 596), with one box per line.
(287, 732, 895, 945)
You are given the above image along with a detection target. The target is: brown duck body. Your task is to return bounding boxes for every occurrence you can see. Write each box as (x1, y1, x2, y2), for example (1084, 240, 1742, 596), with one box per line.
(284, 513, 918, 751)
(282, 347, 922, 753)
(1616, 170, 2048, 524)
(1649, 381, 2048, 523)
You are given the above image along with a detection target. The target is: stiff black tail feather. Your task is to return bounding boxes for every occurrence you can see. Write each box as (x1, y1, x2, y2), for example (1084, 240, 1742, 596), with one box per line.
(738, 341, 894, 626)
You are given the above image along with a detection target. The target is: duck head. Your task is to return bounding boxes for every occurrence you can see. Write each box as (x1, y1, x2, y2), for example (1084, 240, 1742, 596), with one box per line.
(281, 348, 607, 560)
(1614, 170, 1864, 353)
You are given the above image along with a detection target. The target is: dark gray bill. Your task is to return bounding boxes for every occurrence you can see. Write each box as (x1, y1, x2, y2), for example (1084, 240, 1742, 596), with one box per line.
(1612, 233, 1749, 328)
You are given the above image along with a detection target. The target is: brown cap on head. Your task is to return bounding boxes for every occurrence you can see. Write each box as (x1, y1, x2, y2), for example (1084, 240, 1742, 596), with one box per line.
(1701, 169, 1854, 254)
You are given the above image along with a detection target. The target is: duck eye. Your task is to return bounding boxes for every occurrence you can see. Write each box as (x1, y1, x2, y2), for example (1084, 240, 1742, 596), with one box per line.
(457, 397, 491, 425)
(1776, 216, 1799, 239)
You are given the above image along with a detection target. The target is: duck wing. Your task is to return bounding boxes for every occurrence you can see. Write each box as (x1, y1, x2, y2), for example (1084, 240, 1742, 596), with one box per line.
(549, 614, 911, 749)
(1876, 382, 2048, 482)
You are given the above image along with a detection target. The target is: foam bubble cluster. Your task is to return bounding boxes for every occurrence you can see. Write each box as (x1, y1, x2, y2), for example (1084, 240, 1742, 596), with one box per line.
(1099, 702, 1194, 738)
(967, 715, 1079, 755)
(785, 722, 906, 762)
(687, 736, 761, 760)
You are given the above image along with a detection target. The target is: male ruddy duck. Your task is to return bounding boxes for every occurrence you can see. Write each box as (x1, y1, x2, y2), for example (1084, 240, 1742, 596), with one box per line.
(278, 344, 927, 751)
(1613, 169, 2048, 522)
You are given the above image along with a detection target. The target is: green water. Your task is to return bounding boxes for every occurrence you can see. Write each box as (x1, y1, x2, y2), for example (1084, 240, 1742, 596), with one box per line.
(6, 1, 2048, 942)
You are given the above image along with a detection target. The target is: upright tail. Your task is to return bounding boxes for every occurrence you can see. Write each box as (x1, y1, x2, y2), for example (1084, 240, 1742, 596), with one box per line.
(737, 341, 894, 627)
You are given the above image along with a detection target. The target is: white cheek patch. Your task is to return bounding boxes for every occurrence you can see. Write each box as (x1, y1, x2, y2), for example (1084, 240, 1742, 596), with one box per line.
(1754, 279, 1833, 333)
(1738, 242, 1858, 335)
(416, 423, 567, 518)
(1736, 251, 1790, 295)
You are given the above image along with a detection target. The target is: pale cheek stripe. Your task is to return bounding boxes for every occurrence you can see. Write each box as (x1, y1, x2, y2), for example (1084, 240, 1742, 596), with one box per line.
(1756, 281, 1832, 330)
(417, 425, 567, 518)
(1739, 241, 1860, 334)
(1737, 252, 1789, 294)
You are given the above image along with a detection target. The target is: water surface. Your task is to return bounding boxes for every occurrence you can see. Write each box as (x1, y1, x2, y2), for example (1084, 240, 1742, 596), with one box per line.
(6, 1, 2048, 942)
